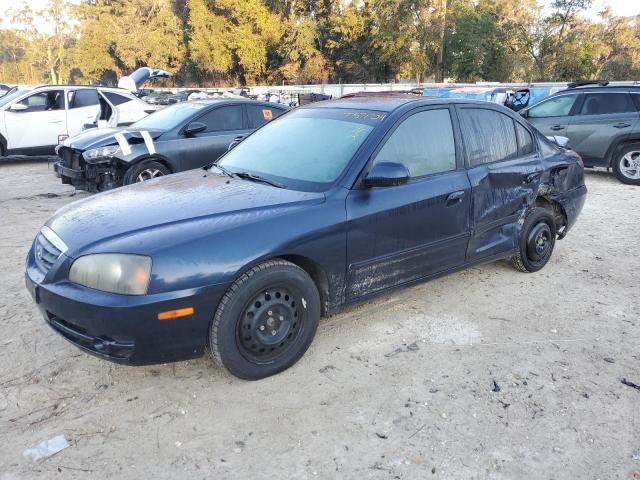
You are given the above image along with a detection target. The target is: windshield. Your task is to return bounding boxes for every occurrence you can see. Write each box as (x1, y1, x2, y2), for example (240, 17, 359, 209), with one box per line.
(216, 108, 385, 191)
(0, 88, 28, 109)
(132, 102, 207, 130)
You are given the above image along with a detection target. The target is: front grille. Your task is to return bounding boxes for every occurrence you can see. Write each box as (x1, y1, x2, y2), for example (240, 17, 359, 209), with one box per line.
(34, 228, 66, 274)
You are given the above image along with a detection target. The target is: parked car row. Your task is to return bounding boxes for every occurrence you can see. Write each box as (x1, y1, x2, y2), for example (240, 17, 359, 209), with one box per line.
(26, 95, 587, 380)
(54, 100, 288, 192)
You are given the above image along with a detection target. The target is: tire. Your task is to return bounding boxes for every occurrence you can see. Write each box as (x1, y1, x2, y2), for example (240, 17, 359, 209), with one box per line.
(612, 143, 640, 186)
(122, 160, 170, 185)
(510, 207, 557, 273)
(0, 135, 6, 158)
(209, 259, 321, 380)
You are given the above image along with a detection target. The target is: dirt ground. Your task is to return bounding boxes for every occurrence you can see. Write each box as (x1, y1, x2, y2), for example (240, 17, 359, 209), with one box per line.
(0, 159, 638, 479)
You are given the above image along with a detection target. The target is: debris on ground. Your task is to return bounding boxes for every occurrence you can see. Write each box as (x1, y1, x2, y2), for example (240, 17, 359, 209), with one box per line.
(621, 378, 640, 392)
(603, 357, 615, 363)
(492, 380, 501, 392)
(23, 435, 70, 462)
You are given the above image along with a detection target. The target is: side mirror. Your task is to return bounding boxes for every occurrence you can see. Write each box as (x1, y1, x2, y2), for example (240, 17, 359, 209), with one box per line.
(9, 103, 28, 112)
(183, 122, 206, 136)
(362, 162, 410, 188)
(546, 135, 570, 148)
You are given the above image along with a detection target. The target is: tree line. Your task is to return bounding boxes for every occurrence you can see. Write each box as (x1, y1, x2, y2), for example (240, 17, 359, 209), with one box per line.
(0, 0, 638, 87)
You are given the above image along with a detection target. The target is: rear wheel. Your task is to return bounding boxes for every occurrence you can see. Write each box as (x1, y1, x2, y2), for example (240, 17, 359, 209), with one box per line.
(613, 143, 640, 185)
(122, 160, 170, 185)
(510, 207, 556, 273)
(0, 135, 6, 158)
(209, 260, 321, 380)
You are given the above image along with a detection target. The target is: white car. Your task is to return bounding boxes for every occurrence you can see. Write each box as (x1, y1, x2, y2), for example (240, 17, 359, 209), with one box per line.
(0, 85, 157, 157)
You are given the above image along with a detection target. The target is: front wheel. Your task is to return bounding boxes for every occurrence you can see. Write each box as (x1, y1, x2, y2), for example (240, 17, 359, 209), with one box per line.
(612, 143, 640, 186)
(122, 160, 170, 185)
(209, 260, 321, 380)
(510, 207, 556, 273)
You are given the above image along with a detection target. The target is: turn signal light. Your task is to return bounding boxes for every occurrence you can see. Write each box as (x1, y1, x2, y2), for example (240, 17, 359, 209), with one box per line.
(157, 307, 195, 321)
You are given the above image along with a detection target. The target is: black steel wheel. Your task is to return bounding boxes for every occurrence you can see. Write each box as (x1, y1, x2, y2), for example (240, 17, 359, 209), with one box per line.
(209, 259, 320, 380)
(510, 207, 556, 273)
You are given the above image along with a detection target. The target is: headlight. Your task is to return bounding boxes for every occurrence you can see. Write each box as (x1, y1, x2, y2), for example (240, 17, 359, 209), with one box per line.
(83, 145, 121, 161)
(69, 254, 152, 295)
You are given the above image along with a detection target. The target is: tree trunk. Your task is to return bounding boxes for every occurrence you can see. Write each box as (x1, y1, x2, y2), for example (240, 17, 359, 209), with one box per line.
(436, 0, 448, 83)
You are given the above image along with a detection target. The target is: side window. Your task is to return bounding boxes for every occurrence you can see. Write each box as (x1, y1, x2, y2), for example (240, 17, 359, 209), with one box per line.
(578, 93, 636, 115)
(528, 95, 577, 118)
(197, 105, 243, 132)
(103, 92, 133, 106)
(247, 105, 284, 129)
(373, 109, 456, 177)
(18, 91, 64, 112)
(459, 108, 518, 166)
(515, 122, 534, 156)
(68, 89, 100, 109)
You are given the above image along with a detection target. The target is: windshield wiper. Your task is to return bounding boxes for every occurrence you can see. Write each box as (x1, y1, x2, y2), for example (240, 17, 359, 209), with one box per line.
(208, 163, 235, 178)
(234, 171, 285, 189)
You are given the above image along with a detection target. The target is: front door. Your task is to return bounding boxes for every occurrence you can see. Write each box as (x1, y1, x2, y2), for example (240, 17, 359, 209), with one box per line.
(5, 90, 66, 151)
(346, 107, 472, 300)
(181, 104, 248, 171)
(457, 106, 543, 262)
(525, 93, 580, 137)
(566, 92, 640, 166)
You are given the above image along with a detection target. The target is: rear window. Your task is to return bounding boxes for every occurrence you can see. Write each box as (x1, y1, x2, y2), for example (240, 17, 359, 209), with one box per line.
(69, 89, 100, 108)
(198, 105, 244, 131)
(459, 108, 518, 166)
(578, 93, 636, 115)
(103, 92, 133, 106)
(247, 105, 285, 129)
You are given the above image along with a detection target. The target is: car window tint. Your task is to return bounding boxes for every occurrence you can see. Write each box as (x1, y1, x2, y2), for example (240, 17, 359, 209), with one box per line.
(459, 108, 518, 166)
(247, 105, 284, 129)
(373, 109, 456, 177)
(69, 89, 100, 109)
(632, 94, 640, 111)
(18, 90, 64, 112)
(528, 95, 577, 118)
(198, 105, 243, 132)
(515, 122, 534, 156)
(578, 93, 636, 115)
(103, 92, 132, 106)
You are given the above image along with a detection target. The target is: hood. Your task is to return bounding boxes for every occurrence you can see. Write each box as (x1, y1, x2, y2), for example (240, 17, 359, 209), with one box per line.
(46, 169, 325, 253)
(63, 127, 165, 152)
(118, 67, 171, 93)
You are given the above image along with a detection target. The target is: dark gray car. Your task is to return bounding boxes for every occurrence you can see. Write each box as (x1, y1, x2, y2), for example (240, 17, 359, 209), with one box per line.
(54, 99, 288, 192)
(521, 85, 640, 185)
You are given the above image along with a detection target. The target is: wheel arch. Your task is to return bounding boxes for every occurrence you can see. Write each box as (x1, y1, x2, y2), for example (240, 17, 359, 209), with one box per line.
(605, 135, 640, 167)
(0, 133, 6, 157)
(277, 254, 331, 316)
(534, 195, 568, 238)
(126, 154, 175, 173)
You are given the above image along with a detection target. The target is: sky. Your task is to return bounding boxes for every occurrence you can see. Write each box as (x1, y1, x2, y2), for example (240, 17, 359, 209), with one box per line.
(0, 0, 638, 32)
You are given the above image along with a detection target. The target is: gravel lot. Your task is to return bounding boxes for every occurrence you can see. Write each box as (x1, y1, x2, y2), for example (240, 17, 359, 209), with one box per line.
(0, 160, 638, 479)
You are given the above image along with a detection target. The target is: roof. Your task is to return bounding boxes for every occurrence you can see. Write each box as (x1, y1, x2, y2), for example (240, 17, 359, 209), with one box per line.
(556, 84, 640, 94)
(300, 95, 490, 112)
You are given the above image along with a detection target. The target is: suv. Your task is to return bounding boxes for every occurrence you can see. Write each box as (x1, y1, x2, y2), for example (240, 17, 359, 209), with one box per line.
(0, 85, 156, 157)
(521, 83, 640, 185)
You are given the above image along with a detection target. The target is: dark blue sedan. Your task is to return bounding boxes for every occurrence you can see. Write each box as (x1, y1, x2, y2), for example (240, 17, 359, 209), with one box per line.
(25, 97, 587, 379)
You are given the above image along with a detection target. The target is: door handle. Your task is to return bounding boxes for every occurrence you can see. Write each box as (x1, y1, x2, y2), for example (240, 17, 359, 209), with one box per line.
(613, 123, 631, 129)
(523, 172, 541, 184)
(549, 125, 564, 131)
(446, 191, 465, 206)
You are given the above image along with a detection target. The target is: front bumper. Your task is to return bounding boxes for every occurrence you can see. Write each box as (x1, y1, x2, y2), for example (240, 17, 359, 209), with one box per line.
(25, 250, 230, 365)
(54, 148, 121, 193)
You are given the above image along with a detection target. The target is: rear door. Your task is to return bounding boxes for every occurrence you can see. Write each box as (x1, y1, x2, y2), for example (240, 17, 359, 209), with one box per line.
(566, 91, 639, 166)
(4, 89, 66, 150)
(180, 104, 247, 170)
(457, 105, 543, 263)
(66, 88, 101, 137)
(524, 93, 580, 137)
(101, 91, 150, 126)
(345, 106, 472, 299)
(246, 104, 286, 131)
